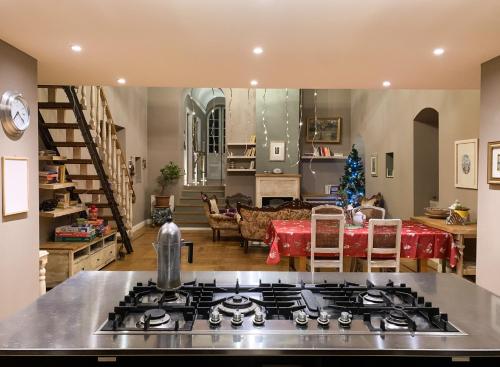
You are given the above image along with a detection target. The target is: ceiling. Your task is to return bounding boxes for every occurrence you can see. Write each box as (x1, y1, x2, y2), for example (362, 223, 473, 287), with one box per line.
(1, 0, 500, 89)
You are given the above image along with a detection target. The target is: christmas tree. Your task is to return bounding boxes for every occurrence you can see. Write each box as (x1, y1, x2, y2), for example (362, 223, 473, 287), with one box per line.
(338, 145, 365, 207)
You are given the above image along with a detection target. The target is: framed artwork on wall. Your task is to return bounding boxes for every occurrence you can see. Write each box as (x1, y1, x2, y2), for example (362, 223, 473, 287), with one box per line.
(487, 141, 500, 185)
(370, 154, 378, 177)
(269, 141, 285, 161)
(2, 156, 29, 216)
(306, 117, 342, 143)
(454, 139, 478, 189)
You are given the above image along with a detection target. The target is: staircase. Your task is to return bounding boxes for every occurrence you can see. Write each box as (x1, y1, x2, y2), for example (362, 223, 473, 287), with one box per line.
(175, 185, 225, 228)
(38, 86, 134, 253)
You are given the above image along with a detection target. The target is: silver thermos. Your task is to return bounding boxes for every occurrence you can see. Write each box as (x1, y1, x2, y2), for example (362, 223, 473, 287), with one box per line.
(153, 216, 181, 290)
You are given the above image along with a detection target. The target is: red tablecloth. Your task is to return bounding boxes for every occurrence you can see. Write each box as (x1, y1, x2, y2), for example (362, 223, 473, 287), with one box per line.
(265, 220, 458, 267)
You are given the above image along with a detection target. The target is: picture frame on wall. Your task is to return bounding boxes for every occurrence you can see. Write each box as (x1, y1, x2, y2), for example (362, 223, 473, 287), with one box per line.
(370, 154, 378, 177)
(2, 156, 29, 216)
(454, 139, 478, 189)
(306, 117, 342, 143)
(487, 141, 500, 185)
(269, 141, 285, 161)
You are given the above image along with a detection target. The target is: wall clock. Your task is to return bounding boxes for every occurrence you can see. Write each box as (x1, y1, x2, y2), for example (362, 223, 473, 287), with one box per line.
(0, 91, 31, 138)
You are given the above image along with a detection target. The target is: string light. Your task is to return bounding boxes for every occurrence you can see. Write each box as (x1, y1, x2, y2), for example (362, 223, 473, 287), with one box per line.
(309, 89, 318, 175)
(226, 88, 232, 158)
(291, 89, 303, 167)
(285, 88, 290, 159)
(262, 88, 268, 148)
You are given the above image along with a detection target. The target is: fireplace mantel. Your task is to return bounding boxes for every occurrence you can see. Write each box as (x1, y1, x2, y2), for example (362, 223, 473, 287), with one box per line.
(255, 173, 301, 207)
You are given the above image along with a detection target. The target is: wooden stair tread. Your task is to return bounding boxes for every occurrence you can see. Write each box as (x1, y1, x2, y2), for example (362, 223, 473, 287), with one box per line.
(65, 159, 94, 164)
(73, 189, 105, 195)
(43, 123, 79, 129)
(38, 102, 73, 110)
(85, 202, 110, 208)
(69, 174, 100, 180)
(53, 141, 87, 147)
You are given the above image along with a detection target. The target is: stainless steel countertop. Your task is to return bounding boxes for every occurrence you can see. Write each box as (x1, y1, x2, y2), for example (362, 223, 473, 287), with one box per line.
(1, 271, 500, 357)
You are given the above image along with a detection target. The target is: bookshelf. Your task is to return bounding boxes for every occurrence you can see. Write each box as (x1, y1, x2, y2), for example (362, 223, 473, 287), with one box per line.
(227, 139, 256, 175)
(39, 205, 86, 218)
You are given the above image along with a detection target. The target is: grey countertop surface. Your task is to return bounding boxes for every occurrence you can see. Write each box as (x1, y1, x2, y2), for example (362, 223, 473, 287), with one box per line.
(1, 271, 500, 357)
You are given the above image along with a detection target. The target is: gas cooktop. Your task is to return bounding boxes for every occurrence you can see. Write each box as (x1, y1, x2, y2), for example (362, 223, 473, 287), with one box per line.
(97, 278, 465, 335)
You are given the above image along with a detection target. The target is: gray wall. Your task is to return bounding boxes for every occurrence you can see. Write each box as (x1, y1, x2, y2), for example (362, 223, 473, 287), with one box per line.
(413, 111, 439, 216)
(351, 89, 480, 219)
(225, 88, 256, 201)
(477, 55, 500, 296)
(103, 87, 148, 225)
(256, 89, 300, 174)
(300, 89, 351, 194)
(147, 88, 186, 204)
(0, 40, 39, 319)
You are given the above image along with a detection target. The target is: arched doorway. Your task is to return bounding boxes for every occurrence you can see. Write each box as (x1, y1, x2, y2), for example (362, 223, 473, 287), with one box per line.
(413, 108, 439, 215)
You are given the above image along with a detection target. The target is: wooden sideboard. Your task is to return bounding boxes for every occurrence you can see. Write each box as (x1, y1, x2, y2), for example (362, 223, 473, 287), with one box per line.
(40, 230, 118, 288)
(255, 173, 301, 207)
(411, 216, 477, 277)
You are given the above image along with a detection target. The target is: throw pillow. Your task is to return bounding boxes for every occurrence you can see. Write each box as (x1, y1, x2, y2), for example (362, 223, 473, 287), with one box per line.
(209, 198, 219, 214)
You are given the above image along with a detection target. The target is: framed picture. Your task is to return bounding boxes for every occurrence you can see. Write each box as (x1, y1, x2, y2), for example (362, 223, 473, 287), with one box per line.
(487, 141, 500, 185)
(370, 154, 378, 177)
(269, 141, 285, 161)
(454, 139, 478, 189)
(306, 117, 341, 143)
(2, 156, 29, 216)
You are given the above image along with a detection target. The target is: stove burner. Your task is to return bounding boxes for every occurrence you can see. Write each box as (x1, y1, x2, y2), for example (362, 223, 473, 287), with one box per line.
(362, 289, 386, 305)
(138, 291, 180, 305)
(384, 309, 409, 329)
(216, 295, 258, 316)
(139, 309, 171, 326)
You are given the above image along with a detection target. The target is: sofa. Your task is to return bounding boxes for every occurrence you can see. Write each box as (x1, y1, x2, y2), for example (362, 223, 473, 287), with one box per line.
(237, 199, 313, 253)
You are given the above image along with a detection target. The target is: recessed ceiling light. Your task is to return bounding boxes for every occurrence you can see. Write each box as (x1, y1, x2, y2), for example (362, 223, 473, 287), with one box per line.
(382, 80, 391, 88)
(250, 80, 258, 86)
(253, 47, 263, 55)
(117, 78, 126, 85)
(433, 48, 445, 56)
(71, 44, 82, 52)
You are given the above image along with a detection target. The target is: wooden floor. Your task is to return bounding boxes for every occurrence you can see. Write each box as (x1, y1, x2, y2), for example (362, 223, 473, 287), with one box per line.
(104, 227, 423, 272)
(104, 228, 289, 271)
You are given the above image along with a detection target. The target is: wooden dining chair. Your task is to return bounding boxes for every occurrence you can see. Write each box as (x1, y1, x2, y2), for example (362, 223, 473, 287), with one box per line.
(360, 219, 402, 272)
(353, 205, 386, 220)
(310, 213, 345, 273)
(312, 204, 344, 215)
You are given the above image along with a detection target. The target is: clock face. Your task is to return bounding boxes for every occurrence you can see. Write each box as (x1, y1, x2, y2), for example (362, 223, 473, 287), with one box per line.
(10, 97, 30, 131)
(0, 91, 30, 137)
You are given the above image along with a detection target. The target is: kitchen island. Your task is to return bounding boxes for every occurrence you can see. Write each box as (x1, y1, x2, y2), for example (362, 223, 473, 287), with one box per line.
(1, 271, 500, 366)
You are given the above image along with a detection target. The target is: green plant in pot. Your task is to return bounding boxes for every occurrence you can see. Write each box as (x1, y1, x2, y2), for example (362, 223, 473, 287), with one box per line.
(156, 162, 182, 207)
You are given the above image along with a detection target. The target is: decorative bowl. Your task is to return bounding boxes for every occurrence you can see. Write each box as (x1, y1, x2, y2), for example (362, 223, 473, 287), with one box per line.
(424, 207, 449, 219)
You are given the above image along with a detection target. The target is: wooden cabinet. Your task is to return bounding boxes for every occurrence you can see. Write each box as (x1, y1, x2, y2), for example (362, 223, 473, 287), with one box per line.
(40, 231, 118, 288)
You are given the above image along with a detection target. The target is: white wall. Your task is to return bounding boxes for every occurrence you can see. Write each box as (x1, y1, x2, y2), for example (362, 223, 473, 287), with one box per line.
(476, 55, 500, 296)
(351, 89, 480, 219)
(102, 87, 148, 224)
(0, 40, 39, 319)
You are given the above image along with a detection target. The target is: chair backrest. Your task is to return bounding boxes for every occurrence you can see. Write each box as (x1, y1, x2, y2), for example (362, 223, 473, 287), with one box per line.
(310, 214, 345, 272)
(312, 204, 344, 215)
(226, 192, 252, 209)
(354, 205, 385, 220)
(367, 219, 402, 271)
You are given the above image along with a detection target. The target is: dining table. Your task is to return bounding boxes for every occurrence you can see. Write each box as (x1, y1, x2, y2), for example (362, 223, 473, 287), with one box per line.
(265, 219, 457, 272)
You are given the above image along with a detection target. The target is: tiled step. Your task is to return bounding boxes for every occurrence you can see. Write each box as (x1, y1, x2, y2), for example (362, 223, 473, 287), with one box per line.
(174, 205, 204, 213)
(183, 185, 224, 191)
(179, 197, 225, 203)
(173, 213, 207, 222)
(175, 219, 210, 227)
(182, 190, 225, 198)
(65, 159, 94, 164)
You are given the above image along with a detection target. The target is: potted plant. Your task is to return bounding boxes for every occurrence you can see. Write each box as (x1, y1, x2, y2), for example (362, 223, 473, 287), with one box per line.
(156, 162, 182, 207)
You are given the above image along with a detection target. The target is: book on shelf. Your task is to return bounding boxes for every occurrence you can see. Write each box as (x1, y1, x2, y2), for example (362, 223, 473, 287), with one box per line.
(249, 161, 255, 169)
(249, 135, 256, 143)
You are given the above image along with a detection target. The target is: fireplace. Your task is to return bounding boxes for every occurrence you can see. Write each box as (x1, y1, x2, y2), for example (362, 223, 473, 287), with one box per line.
(255, 173, 301, 207)
(262, 197, 294, 208)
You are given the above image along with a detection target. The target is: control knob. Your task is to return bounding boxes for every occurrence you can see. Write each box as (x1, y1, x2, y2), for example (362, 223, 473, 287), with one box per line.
(231, 310, 243, 326)
(317, 311, 330, 327)
(253, 309, 265, 326)
(209, 309, 222, 326)
(295, 310, 308, 326)
(338, 311, 352, 328)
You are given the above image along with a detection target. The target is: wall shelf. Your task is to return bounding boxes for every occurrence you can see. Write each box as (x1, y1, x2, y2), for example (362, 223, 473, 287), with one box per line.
(300, 156, 346, 160)
(39, 155, 66, 161)
(39, 206, 85, 218)
(227, 169, 256, 173)
(227, 143, 256, 146)
(39, 182, 76, 190)
(227, 156, 256, 159)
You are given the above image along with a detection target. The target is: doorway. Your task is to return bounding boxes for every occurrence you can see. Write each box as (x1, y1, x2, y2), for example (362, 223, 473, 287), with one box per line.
(206, 105, 226, 181)
(413, 108, 439, 216)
